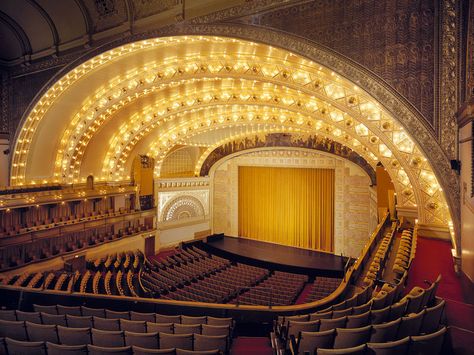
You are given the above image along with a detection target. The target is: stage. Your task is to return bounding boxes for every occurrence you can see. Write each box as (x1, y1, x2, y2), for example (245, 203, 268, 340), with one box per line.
(201, 235, 347, 278)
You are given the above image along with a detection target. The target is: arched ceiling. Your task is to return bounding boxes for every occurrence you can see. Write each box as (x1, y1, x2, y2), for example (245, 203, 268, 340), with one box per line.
(0, 0, 254, 66)
(10, 35, 452, 229)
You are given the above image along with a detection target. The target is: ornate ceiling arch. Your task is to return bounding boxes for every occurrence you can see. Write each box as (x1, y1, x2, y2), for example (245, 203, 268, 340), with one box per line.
(9, 30, 458, 251)
(195, 133, 377, 186)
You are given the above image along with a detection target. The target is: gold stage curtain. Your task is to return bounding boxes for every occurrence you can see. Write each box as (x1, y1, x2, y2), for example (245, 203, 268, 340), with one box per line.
(238, 166, 334, 252)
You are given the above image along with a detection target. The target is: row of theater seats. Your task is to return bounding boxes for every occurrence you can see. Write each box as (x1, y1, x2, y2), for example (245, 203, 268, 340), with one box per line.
(1, 250, 146, 296)
(0, 208, 139, 238)
(143, 245, 316, 306)
(0, 306, 234, 354)
(304, 276, 343, 303)
(0, 221, 152, 270)
(362, 224, 397, 286)
(272, 274, 443, 354)
(229, 271, 308, 306)
(1, 243, 342, 307)
(392, 228, 417, 278)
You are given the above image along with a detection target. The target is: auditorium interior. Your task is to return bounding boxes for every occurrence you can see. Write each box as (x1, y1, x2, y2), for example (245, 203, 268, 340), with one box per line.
(0, 1, 473, 354)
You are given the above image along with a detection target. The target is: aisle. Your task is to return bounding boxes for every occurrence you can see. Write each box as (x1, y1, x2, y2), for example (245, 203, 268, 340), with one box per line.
(231, 337, 273, 355)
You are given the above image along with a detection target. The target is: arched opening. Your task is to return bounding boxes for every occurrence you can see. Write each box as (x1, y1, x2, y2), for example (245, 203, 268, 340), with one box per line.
(9, 34, 456, 251)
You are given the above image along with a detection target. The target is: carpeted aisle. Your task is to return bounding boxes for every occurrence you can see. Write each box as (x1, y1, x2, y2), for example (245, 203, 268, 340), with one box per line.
(406, 236, 464, 303)
(231, 337, 273, 355)
(406, 235, 474, 354)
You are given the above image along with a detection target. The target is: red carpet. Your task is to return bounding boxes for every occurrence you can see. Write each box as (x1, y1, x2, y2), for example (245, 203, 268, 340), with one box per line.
(295, 283, 313, 304)
(231, 337, 273, 355)
(406, 235, 474, 342)
(406, 237, 464, 302)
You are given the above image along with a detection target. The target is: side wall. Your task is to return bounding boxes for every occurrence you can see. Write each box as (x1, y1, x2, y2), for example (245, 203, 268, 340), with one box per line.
(460, 120, 474, 281)
(212, 149, 377, 258)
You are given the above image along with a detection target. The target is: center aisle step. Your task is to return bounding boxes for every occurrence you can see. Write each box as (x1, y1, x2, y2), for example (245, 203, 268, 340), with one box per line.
(231, 336, 273, 355)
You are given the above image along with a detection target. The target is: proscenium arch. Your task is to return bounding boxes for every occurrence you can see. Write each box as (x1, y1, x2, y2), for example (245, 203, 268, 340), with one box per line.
(194, 133, 377, 185)
(9, 28, 458, 251)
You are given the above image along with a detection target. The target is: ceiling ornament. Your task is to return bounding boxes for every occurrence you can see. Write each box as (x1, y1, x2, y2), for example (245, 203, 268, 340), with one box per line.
(9, 32, 458, 250)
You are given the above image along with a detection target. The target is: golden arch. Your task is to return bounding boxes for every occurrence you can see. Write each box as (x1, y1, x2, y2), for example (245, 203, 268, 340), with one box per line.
(10, 31, 457, 251)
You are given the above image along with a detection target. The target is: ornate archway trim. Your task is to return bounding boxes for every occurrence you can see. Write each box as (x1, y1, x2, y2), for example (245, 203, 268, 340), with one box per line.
(197, 133, 377, 186)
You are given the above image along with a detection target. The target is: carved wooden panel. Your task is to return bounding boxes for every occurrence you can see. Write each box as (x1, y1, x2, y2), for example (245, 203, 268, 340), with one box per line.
(249, 0, 436, 126)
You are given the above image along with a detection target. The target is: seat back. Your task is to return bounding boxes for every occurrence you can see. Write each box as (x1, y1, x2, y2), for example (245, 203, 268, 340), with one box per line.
(206, 317, 233, 327)
(5, 337, 46, 355)
(0, 319, 28, 340)
(93, 316, 120, 331)
(396, 310, 425, 340)
(41, 313, 67, 326)
(369, 318, 401, 343)
(174, 323, 201, 335)
(120, 319, 147, 333)
(130, 312, 156, 322)
(81, 306, 105, 318)
(57, 326, 92, 345)
(367, 336, 410, 355)
(201, 324, 230, 337)
(352, 302, 371, 315)
(420, 299, 445, 334)
(131, 346, 176, 355)
(46, 342, 88, 355)
(26, 321, 59, 343)
(409, 327, 446, 355)
(67, 315, 94, 328)
(194, 334, 228, 353)
(106, 310, 130, 320)
(159, 333, 193, 350)
(388, 300, 407, 321)
(155, 314, 181, 324)
(146, 322, 174, 334)
(298, 329, 336, 355)
(91, 328, 125, 347)
(181, 316, 207, 325)
(87, 344, 132, 354)
(370, 306, 390, 324)
(34, 305, 58, 315)
(319, 316, 347, 331)
(124, 331, 159, 348)
(0, 310, 16, 321)
(346, 310, 371, 328)
(316, 343, 366, 354)
(16, 310, 42, 323)
(309, 311, 333, 321)
(57, 305, 81, 316)
(288, 320, 320, 338)
(333, 325, 372, 349)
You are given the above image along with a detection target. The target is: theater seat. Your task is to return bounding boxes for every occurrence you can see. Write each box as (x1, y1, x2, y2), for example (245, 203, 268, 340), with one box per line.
(124, 331, 159, 348)
(333, 325, 372, 349)
(132, 346, 176, 355)
(409, 327, 446, 355)
(46, 342, 88, 355)
(87, 344, 132, 355)
(159, 333, 193, 350)
(5, 337, 46, 355)
(366, 336, 410, 354)
(295, 329, 336, 355)
(194, 334, 228, 353)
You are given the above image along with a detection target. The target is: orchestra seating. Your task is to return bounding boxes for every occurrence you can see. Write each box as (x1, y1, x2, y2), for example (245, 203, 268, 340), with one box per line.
(0, 305, 234, 354)
(0, 245, 337, 307)
(304, 276, 343, 303)
(230, 271, 308, 306)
